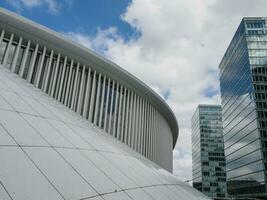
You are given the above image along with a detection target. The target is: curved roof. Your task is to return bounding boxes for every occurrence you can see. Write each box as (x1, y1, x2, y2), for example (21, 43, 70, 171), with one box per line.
(0, 66, 208, 200)
(0, 8, 179, 148)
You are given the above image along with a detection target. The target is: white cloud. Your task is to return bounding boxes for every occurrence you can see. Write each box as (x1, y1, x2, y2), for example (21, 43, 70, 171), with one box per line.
(7, 0, 72, 14)
(64, 0, 267, 181)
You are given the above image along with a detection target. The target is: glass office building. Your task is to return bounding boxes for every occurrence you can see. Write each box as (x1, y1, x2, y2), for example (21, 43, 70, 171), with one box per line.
(219, 17, 267, 198)
(191, 105, 227, 199)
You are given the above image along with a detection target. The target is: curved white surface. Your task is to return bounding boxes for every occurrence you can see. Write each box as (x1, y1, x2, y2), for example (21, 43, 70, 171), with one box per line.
(0, 8, 177, 171)
(0, 67, 209, 200)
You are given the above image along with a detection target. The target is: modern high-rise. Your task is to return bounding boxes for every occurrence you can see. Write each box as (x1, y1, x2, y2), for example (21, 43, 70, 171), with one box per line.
(219, 17, 267, 198)
(191, 105, 227, 199)
(0, 8, 210, 200)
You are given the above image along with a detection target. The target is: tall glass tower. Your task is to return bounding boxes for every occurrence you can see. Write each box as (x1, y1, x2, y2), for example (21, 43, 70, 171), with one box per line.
(219, 17, 267, 198)
(191, 105, 227, 199)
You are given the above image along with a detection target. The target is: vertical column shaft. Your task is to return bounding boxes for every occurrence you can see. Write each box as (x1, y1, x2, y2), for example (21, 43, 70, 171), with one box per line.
(43, 50, 54, 92)
(71, 62, 80, 110)
(93, 73, 102, 125)
(64, 59, 73, 106)
(57, 56, 67, 101)
(11, 36, 22, 72)
(51, 53, 61, 97)
(117, 85, 123, 140)
(103, 78, 110, 131)
(130, 94, 135, 148)
(127, 91, 133, 146)
(99, 75, 106, 128)
(19, 40, 31, 78)
(108, 80, 115, 134)
(27, 43, 39, 82)
(82, 68, 92, 118)
(77, 65, 86, 114)
(124, 89, 130, 144)
(0, 30, 5, 49)
(2, 33, 14, 67)
(112, 82, 119, 137)
(88, 70, 97, 122)
(35, 46, 46, 87)
(120, 87, 126, 141)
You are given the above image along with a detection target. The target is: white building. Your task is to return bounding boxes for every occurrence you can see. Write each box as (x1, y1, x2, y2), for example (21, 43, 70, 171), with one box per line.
(0, 8, 209, 200)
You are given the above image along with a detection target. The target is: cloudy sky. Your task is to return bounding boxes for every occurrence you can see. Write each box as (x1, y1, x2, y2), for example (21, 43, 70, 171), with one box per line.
(1, 0, 267, 181)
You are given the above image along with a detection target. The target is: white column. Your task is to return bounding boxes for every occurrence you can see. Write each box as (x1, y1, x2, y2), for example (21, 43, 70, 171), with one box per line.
(127, 91, 133, 146)
(155, 110, 159, 161)
(99, 75, 106, 128)
(93, 73, 102, 125)
(11, 36, 22, 72)
(144, 100, 148, 156)
(144, 101, 148, 157)
(148, 104, 153, 160)
(124, 89, 130, 144)
(27, 43, 39, 83)
(0, 30, 5, 49)
(51, 53, 61, 97)
(140, 98, 145, 154)
(112, 82, 119, 137)
(108, 80, 115, 134)
(64, 59, 73, 106)
(35, 46, 46, 88)
(137, 98, 142, 153)
(57, 56, 67, 101)
(55, 61, 63, 99)
(19, 40, 31, 78)
(88, 70, 97, 122)
(71, 62, 80, 110)
(135, 96, 140, 151)
(61, 61, 69, 104)
(43, 50, 54, 92)
(120, 87, 126, 141)
(131, 93, 137, 148)
(41, 56, 49, 91)
(151, 107, 154, 160)
(77, 65, 86, 114)
(82, 68, 92, 118)
(117, 85, 123, 140)
(2, 33, 14, 67)
(103, 78, 110, 131)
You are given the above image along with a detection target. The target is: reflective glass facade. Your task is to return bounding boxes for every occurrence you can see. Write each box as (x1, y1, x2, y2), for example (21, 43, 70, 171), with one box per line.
(191, 105, 227, 199)
(219, 18, 267, 198)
